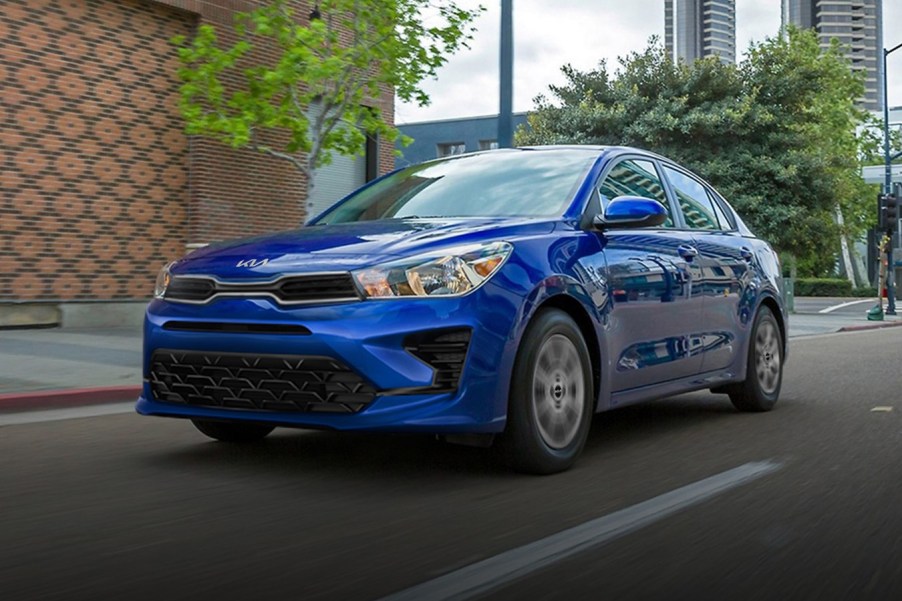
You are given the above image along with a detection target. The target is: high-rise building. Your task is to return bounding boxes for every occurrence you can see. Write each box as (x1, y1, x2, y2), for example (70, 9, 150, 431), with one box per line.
(781, 0, 883, 111)
(665, 0, 737, 64)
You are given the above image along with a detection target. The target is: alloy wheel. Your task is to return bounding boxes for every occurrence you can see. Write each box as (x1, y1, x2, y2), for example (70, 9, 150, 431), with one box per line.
(755, 319, 781, 395)
(531, 334, 586, 450)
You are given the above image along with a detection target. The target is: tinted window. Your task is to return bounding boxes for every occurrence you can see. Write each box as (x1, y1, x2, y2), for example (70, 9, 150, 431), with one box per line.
(662, 165, 721, 230)
(315, 150, 596, 224)
(599, 159, 673, 227)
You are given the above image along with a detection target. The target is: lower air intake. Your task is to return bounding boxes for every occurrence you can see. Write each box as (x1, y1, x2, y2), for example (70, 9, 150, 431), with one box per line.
(404, 328, 472, 391)
(150, 350, 377, 413)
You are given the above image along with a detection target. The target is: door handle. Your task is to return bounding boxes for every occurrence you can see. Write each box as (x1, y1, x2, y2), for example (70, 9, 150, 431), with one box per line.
(740, 247, 754, 262)
(677, 245, 698, 260)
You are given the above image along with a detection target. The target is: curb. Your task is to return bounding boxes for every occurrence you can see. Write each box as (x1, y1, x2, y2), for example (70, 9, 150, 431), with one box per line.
(838, 320, 902, 333)
(0, 385, 141, 413)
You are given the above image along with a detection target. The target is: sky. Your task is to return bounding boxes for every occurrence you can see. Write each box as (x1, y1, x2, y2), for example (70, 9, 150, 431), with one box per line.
(395, 0, 902, 124)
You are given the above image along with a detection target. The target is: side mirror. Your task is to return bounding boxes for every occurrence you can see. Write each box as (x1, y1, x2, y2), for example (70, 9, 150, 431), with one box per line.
(593, 196, 668, 230)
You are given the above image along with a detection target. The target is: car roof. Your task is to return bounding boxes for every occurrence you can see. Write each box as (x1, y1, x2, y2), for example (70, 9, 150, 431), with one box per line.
(516, 145, 674, 164)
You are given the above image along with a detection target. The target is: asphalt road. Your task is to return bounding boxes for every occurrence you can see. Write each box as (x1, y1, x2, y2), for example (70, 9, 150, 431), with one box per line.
(2, 329, 902, 601)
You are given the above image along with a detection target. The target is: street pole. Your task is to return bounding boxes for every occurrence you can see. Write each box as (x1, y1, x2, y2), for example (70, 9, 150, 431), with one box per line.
(882, 42, 902, 315)
(498, 0, 513, 148)
(884, 43, 902, 193)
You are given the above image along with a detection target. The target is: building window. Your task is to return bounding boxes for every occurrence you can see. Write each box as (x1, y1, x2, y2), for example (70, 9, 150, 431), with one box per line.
(479, 139, 499, 151)
(437, 142, 466, 157)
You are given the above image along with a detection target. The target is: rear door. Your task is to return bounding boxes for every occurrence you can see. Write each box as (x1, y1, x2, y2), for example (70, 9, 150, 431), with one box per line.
(659, 163, 751, 374)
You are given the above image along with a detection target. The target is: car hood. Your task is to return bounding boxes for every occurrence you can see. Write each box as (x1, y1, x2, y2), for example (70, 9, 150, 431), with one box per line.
(172, 217, 556, 279)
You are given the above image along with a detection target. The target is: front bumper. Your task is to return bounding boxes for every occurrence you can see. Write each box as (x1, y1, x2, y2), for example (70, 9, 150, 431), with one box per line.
(136, 283, 522, 433)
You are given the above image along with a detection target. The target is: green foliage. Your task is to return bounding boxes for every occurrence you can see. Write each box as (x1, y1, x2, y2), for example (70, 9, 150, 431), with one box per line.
(850, 286, 879, 298)
(793, 278, 853, 297)
(173, 0, 482, 208)
(518, 28, 876, 273)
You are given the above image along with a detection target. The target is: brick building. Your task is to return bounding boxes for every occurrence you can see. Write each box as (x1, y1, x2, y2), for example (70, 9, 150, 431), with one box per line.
(1, 0, 394, 325)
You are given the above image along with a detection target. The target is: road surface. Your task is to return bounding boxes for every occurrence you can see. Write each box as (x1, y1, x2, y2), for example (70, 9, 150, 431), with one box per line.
(2, 328, 901, 601)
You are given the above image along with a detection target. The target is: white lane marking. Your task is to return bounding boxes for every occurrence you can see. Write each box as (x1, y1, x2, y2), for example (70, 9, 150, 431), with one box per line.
(818, 299, 876, 314)
(871, 406, 894, 412)
(0, 402, 134, 426)
(377, 460, 782, 601)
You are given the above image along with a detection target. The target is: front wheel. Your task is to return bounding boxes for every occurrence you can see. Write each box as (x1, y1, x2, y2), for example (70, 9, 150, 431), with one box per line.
(498, 309, 594, 475)
(191, 419, 275, 443)
(729, 306, 783, 412)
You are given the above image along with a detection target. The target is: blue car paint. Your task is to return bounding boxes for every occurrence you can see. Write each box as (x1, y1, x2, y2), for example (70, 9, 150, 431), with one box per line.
(137, 146, 786, 432)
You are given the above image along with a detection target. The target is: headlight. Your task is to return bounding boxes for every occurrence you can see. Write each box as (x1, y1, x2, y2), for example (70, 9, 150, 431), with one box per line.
(353, 241, 513, 298)
(154, 262, 175, 298)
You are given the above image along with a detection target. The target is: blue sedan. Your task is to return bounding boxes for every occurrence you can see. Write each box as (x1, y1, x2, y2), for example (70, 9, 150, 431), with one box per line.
(138, 146, 786, 474)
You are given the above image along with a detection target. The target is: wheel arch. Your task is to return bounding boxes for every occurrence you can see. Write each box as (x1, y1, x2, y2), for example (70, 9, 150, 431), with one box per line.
(532, 294, 602, 406)
(758, 294, 787, 357)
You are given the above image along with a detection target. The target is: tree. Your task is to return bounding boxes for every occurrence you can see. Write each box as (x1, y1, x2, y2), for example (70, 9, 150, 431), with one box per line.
(173, 0, 483, 215)
(518, 28, 873, 276)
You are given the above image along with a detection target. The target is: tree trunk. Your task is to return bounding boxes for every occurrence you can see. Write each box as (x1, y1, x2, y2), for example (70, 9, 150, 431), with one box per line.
(835, 204, 856, 289)
(304, 155, 317, 224)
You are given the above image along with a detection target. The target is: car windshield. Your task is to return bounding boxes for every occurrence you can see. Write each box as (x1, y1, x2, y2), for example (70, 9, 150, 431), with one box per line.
(313, 150, 597, 224)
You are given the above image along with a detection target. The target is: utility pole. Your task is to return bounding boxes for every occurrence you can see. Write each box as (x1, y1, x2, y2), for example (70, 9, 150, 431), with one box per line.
(498, 0, 513, 148)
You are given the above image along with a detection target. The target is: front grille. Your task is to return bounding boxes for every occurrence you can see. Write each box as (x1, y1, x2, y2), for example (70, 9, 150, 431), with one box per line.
(150, 350, 377, 413)
(278, 274, 361, 302)
(166, 278, 216, 301)
(163, 273, 361, 305)
(405, 328, 472, 391)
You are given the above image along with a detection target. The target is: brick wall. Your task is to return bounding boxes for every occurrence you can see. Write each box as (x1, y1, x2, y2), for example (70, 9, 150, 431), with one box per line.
(1, 0, 395, 302)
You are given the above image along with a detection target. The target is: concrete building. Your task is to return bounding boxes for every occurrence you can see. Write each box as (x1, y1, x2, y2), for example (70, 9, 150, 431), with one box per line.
(1, 0, 393, 327)
(396, 113, 530, 168)
(781, 0, 883, 111)
(664, 0, 737, 64)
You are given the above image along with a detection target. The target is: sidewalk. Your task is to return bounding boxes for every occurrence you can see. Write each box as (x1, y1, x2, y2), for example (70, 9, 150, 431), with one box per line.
(788, 310, 902, 337)
(1, 300, 900, 413)
(0, 326, 143, 411)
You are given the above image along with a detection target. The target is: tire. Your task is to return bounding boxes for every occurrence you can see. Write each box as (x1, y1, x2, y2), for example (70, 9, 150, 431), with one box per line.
(728, 306, 783, 412)
(498, 309, 594, 475)
(191, 419, 275, 443)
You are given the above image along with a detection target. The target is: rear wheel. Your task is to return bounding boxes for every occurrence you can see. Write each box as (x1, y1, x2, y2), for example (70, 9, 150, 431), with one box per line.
(498, 309, 594, 474)
(729, 306, 783, 412)
(191, 419, 275, 443)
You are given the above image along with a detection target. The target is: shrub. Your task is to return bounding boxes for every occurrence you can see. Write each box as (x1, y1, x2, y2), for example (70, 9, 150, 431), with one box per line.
(793, 278, 852, 296)
(851, 287, 879, 298)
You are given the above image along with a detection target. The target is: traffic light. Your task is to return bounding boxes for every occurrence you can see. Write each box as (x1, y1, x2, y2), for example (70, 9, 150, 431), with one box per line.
(879, 193, 898, 233)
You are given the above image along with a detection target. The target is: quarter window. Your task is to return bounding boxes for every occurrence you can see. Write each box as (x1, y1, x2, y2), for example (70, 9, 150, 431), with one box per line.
(599, 159, 673, 227)
(707, 190, 734, 230)
(662, 165, 721, 230)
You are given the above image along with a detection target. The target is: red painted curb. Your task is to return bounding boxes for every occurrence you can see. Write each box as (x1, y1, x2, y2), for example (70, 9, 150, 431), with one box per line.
(838, 320, 902, 333)
(0, 385, 141, 413)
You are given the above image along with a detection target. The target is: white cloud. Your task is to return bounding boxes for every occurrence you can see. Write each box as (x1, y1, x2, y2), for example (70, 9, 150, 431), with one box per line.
(396, 0, 902, 124)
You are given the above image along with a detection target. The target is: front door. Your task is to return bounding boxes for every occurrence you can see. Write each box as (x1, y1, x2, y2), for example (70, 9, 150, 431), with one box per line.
(596, 158, 704, 392)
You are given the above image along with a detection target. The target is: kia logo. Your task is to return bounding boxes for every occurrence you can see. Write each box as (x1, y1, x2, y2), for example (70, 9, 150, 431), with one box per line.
(236, 258, 269, 268)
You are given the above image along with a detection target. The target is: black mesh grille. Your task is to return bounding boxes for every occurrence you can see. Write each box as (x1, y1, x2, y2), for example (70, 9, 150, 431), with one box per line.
(150, 350, 377, 413)
(276, 274, 360, 302)
(404, 328, 472, 391)
(163, 273, 361, 305)
(166, 278, 216, 301)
